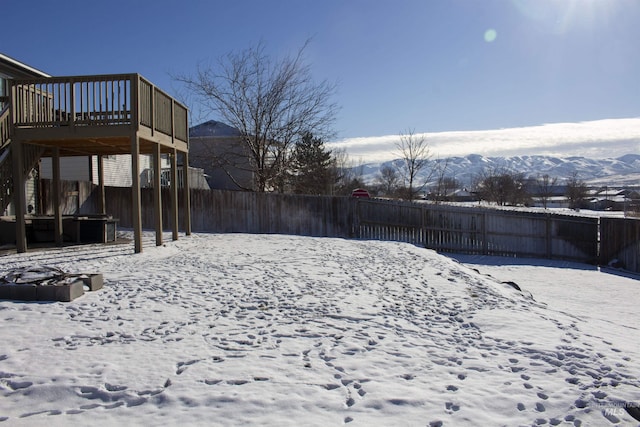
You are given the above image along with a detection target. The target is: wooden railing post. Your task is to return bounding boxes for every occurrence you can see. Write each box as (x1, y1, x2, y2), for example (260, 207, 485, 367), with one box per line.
(150, 84, 155, 136)
(170, 99, 175, 144)
(97, 155, 106, 215)
(131, 134, 142, 253)
(69, 78, 75, 129)
(131, 75, 140, 131)
(130, 75, 142, 252)
(11, 139, 27, 252)
(182, 150, 191, 236)
(52, 147, 63, 246)
(153, 143, 163, 246)
(170, 149, 179, 241)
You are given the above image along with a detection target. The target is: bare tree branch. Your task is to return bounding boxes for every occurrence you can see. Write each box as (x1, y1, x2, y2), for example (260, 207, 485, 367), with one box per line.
(173, 40, 339, 191)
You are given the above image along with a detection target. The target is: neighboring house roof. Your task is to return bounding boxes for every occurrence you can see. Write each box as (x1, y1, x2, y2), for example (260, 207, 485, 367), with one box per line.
(189, 120, 241, 138)
(188, 120, 253, 191)
(0, 52, 51, 78)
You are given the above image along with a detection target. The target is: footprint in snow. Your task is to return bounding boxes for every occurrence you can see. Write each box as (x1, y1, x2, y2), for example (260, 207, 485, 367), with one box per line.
(445, 401, 460, 412)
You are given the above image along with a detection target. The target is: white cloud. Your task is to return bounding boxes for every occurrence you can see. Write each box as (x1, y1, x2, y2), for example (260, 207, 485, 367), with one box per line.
(329, 118, 640, 163)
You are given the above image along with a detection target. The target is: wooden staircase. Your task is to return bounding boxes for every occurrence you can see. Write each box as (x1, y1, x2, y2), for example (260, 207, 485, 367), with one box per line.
(0, 106, 44, 215)
(1, 106, 12, 214)
(0, 105, 9, 151)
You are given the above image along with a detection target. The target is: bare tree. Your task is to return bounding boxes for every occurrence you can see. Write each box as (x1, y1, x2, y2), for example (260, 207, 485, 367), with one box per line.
(375, 165, 400, 197)
(329, 148, 366, 195)
(475, 167, 530, 206)
(566, 172, 589, 210)
(174, 40, 339, 192)
(431, 157, 456, 203)
(536, 174, 558, 209)
(395, 129, 432, 201)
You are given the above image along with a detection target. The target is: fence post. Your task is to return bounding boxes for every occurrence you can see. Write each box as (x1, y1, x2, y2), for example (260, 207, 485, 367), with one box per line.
(482, 212, 488, 255)
(351, 198, 360, 238)
(421, 204, 426, 247)
(546, 215, 552, 258)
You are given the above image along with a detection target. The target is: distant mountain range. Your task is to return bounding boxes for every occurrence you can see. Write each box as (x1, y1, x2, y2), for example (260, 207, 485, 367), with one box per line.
(189, 121, 640, 189)
(359, 154, 640, 188)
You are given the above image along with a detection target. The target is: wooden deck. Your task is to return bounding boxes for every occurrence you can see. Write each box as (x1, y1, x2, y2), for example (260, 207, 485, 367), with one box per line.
(10, 74, 188, 156)
(4, 73, 191, 253)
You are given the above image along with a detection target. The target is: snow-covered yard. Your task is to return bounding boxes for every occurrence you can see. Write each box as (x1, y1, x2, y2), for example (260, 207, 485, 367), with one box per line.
(0, 233, 638, 426)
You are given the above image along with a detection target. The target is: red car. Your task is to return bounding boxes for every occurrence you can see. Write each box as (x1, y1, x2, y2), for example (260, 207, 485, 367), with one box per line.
(351, 188, 370, 198)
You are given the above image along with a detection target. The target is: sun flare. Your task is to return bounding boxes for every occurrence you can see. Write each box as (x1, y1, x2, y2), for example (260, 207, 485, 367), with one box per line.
(511, 0, 615, 34)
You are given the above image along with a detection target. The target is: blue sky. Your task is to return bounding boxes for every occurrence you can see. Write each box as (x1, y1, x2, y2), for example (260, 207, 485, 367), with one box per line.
(3, 0, 639, 159)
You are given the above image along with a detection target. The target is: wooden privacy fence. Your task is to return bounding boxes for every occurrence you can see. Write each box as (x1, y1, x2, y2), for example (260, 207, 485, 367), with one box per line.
(40, 183, 640, 271)
(104, 187, 354, 238)
(600, 218, 640, 272)
(354, 199, 599, 262)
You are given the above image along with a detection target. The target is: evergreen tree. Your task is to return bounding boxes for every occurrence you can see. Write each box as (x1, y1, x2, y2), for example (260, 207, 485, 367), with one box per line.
(290, 132, 333, 195)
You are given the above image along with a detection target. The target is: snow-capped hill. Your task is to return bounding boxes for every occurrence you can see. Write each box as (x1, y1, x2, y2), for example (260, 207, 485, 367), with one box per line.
(617, 153, 640, 165)
(359, 154, 640, 187)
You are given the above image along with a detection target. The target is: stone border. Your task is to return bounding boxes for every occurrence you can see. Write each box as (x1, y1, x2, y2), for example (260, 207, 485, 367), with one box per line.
(0, 273, 104, 302)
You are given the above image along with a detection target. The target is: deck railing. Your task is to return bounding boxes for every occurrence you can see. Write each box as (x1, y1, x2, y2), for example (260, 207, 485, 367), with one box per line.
(10, 74, 188, 143)
(138, 77, 188, 142)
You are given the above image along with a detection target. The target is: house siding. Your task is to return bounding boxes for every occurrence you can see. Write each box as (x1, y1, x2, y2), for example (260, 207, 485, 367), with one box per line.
(41, 154, 159, 187)
(189, 136, 254, 190)
(91, 154, 155, 187)
(40, 157, 91, 182)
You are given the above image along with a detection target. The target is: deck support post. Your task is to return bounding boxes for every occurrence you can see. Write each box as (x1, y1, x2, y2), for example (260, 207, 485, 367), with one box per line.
(153, 143, 163, 246)
(170, 149, 179, 241)
(182, 150, 191, 236)
(11, 139, 27, 253)
(131, 134, 142, 253)
(52, 147, 63, 246)
(97, 155, 106, 215)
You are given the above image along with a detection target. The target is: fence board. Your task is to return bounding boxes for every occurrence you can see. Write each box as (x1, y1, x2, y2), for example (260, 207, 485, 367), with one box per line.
(600, 218, 640, 272)
(40, 179, 98, 215)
